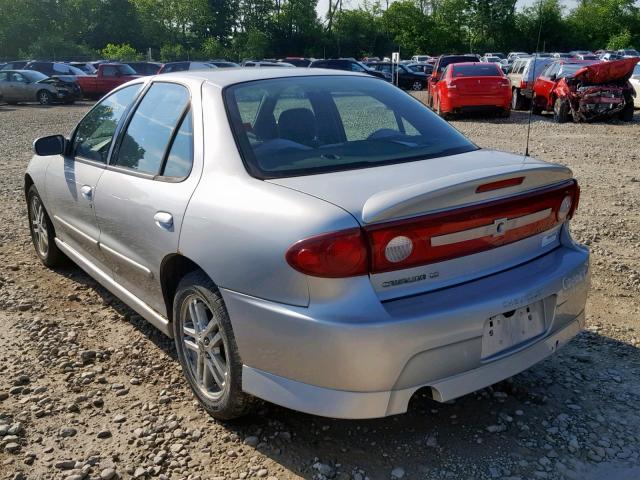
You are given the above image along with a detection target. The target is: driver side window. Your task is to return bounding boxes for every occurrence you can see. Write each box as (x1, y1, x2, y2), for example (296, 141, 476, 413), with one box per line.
(72, 84, 141, 163)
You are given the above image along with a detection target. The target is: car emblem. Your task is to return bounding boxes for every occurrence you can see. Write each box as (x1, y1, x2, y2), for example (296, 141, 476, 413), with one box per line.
(430, 209, 552, 247)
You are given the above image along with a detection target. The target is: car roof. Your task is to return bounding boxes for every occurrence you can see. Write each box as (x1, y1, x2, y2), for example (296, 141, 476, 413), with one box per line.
(155, 67, 368, 88)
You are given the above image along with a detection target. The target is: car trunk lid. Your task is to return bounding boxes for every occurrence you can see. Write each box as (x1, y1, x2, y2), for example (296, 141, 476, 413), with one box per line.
(271, 149, 575, 300)
(451, 76, 507, 95)
(573, 57, 639, 84)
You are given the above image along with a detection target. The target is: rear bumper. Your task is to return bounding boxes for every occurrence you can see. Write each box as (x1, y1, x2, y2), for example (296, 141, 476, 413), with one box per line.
(223, 242, 589, 419)
(443, 93, 511, 112)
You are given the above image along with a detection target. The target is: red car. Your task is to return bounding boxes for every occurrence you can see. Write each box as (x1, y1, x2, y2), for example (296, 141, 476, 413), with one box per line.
(532, 58, 638, 122)
(432, 62, 512, 118)
(77, 63, 140, 99)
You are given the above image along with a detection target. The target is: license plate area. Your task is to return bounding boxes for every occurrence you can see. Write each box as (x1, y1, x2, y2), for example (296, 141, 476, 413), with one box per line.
(481, 301, 546, 359)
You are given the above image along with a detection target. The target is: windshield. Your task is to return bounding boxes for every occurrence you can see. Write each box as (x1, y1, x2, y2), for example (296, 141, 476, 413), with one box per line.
(22, 70, 48, 82)
(559, 63, 596, 78)
(224, 76, 476, 179)
(118, 64, 136, 75)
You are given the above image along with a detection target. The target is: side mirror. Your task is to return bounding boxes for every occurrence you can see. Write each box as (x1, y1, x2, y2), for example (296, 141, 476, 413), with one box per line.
(33, 135, 67, 156)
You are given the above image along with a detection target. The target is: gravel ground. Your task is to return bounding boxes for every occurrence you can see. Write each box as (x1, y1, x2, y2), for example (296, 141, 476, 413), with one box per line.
(1, 100, 640, 480)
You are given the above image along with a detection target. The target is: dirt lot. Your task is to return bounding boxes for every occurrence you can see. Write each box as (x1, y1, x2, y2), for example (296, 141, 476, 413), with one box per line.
(1, 101, 640, 480)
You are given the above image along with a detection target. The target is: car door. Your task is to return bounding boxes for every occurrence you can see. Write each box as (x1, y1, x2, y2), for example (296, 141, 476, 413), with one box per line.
(93, 81, 202, 316)
(0, 72, 12, 100)
(533, 63, 558, 107)
(45, 84, 142, 273)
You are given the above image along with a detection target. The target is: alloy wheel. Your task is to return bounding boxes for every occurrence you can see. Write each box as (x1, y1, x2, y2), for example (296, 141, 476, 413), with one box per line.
(412, 81, 423, 91)
(179, 294, 228, 400)
(38, 91, 51, 105)
(30, 196, 49, 258)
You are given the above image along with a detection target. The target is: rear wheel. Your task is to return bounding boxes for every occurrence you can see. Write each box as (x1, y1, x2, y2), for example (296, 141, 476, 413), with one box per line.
(173, 271, 254, 420)
(553, 98, 570, 123)
(620, 100, 634, 122)
(511, 89, 526, 110)
(435, 96, 449, 120)
(411, 80, 424, 91)
(27, 185, 67, 267)
(37, 90, 52, 105)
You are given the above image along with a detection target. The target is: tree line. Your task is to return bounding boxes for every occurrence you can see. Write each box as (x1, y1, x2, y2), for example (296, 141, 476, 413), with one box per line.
(0, 0, 638, 62)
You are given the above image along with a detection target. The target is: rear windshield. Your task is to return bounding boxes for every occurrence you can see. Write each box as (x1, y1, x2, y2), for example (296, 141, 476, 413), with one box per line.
(452, 64, 501, 76)
(224, 76, 476, 179)
(437, 56, 477, 73)
(559, 63, 595, 78)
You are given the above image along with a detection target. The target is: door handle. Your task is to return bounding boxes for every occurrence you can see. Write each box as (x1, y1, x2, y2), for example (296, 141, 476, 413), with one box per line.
(154, 211, 174, 230)
(80, 185, 93, 201)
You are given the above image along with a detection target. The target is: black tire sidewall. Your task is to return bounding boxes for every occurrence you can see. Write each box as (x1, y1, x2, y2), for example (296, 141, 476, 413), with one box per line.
(172, 271, 252, 420)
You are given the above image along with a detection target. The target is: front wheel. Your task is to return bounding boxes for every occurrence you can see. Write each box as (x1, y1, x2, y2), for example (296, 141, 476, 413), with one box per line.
(511, 89, 526, 110)
(37, 90, 52, 105)
(531, 96, 543, 115)
(620, 100, 634, 122)
(411, 80, 424, 91)
(27, 185, 67, 267)
(553, 98, 570, 123)
(173, 271, 254, 420)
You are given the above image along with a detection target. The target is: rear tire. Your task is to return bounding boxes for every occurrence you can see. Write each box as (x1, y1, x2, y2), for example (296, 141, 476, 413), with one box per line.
(553, 98, 570, 123)
(511, 89, 526, 110)
(27, 185, 67, 267)
(173, 271, 255, 420)
(37, 90, 52, 105)
(435, 96, 450, 120)
(411, 80, 424, 91)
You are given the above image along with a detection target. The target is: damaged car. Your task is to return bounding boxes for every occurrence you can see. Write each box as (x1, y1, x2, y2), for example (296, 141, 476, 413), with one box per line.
(0, 70, 81, 105)
(532, 58, 638, 123)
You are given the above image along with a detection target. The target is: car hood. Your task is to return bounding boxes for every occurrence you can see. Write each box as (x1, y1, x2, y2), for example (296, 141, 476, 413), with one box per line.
(267, 149, 572, 224)
(573, 57, 639, 83)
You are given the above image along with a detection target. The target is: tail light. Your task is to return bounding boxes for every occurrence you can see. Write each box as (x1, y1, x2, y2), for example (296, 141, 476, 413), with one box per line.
(286, 180, 580, 278)
(501, 79, 511, 87)
(285, 228, 368, 278)
(446, 80, 457, 89)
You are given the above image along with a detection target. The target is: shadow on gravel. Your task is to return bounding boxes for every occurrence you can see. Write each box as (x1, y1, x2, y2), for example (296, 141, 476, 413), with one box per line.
(49, 263, 640, 479)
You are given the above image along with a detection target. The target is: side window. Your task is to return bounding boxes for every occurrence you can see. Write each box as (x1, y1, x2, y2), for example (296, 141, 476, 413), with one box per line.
(53, 64, 68, 74)
(102, 66, 117, 77)
(12, 73, 26, 83)
(0, 72, 6, 81)
(162, 110, 193, 178)
(72, 84, 141, 163)
(114, 82, 190, 175)
(350, 62, 366, 72)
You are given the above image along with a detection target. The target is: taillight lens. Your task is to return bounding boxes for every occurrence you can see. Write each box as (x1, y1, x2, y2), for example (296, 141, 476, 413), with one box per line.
(286, 228, 368, 278)
(286, 180, 580, 278)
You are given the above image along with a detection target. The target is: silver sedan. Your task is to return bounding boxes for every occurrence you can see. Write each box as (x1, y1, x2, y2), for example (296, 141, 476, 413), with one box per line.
(0, 70, 64, 105)
(25, 69, 590, 419)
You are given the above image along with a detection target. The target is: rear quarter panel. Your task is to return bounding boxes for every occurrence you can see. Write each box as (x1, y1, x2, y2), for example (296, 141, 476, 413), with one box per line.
(178, 81, 358, 307)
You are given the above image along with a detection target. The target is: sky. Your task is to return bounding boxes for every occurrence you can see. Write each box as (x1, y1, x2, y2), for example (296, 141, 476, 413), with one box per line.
(315, 0, 579, 22)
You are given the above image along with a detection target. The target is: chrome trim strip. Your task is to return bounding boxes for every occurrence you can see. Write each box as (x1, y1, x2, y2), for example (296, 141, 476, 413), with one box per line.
(54, 238, 171, 337)
(53, 215, 99, 246)
(99, 243, 154, 279)
(431, 208, 552, 247)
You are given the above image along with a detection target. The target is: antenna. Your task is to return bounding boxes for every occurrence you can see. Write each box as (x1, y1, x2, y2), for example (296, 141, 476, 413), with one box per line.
(524, 0, 545, 158)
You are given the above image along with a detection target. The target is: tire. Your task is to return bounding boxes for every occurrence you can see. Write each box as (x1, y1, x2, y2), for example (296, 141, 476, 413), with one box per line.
(511, 88, 526, 110)
(27, 185, 67, 267)
(435, 96, 449, 120)
(553, 97, 570, 123)
(620, 100, 634, 122)
(173, 271, 254, 420)
(531, 96, 543, 115)
(411, 80, 424, 91)
(37, 90, 52, 105)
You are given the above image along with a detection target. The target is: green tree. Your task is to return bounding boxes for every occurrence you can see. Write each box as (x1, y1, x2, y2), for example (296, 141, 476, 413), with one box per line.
(102, 43, 144, 60)
(607, 29, 634, 50)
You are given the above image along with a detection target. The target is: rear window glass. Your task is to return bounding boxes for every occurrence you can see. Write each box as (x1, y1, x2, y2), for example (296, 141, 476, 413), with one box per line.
(452, 64, 501, 77)
(224, 75, 476, 179)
